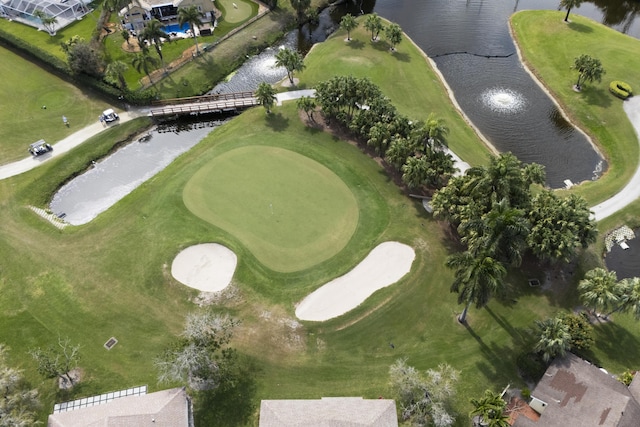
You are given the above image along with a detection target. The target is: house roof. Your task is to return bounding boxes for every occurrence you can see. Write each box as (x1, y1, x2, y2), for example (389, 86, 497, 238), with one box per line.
(259, 397, 398, 427)
(47, 387, 191, 427)
(513, 353, 640, 427)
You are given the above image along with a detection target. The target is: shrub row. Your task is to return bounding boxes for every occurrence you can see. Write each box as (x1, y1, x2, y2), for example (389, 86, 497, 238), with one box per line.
(609, 80, 633, 99)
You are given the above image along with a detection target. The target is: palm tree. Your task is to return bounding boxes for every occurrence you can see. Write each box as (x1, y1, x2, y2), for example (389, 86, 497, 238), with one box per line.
(470, 389, 510, 427)
(340, 14, 358, 41)
(296, 96, 316, 121)
(122, 29, 132, 47)
(385, 23, 403, 51)
(560, 0, 583, 22)
(414, 113, 449, 151)
(33, 10, 58, 36)
(364, 13, 384, 41)
(274, 48, 305, 85)
(460, 198, 530, 266)
(105, 60, 129, 91)
(255, 82, 277, 113)
(289, 0, 311, 25)
(534, 317, 572, 362)
(446, 251, 506, 323)
(132, 47, 160, 85)
(138, 19, 169, 72)
(178, 5, 205, 56)
(573, 54, 605, 90)
(610, 277, 640, 319)
(578, 268, 619, 317)
(401, 156, 429, 189)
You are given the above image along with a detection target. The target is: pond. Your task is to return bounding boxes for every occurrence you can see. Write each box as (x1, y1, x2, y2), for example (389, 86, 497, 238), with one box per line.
(49, 118, 228, 225)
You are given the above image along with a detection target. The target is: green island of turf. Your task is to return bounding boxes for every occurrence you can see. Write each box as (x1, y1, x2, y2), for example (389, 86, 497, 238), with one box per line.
(183, 145, 359, 272)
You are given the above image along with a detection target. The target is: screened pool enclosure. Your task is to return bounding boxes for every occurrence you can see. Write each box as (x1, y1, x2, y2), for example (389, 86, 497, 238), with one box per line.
(0, 0, 90, 34)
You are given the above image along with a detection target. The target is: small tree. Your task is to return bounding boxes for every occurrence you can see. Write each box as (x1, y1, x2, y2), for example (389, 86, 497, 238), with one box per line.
(289, 0, 310, 25)
(385, 23, 403, 51)
(29, 337, 81, 386)
(105, 60, 129, 91)
(178, 5, 205, 56)
(559, 312, 594, 351)
(0, 345, 40, 426)
(573, 54, 605, 90)
(578, 267, 619, 317)
(255, 82, 277, 113)
(470, 389, 510, 427)
(389, 359, 458, 426)
(121, 29, 131, 47)
(364, 13, 384, 41)
(297, 96, 316, 122)
(274, 48, 305, 85)
(155, 312, 239, 391)
(534, 317, 572, 363)
(340, 14, 358, 41)
(560, 0, 583, 22)
(33, 10, 57, 36)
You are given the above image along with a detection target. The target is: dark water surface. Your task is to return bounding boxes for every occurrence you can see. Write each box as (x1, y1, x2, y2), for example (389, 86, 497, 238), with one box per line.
(369, 0, 640, 187)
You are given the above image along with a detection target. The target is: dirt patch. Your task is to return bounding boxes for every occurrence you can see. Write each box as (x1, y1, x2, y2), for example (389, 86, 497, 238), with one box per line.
(59, 368, 82, 390)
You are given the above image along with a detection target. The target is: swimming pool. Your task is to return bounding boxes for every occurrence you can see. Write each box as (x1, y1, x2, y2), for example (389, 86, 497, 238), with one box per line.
(163, 23, 189, 33)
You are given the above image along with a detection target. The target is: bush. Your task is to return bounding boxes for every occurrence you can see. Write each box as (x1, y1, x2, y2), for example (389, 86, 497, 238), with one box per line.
(521, 387, 531, 400)
(618, 370, 636, 386)
(609, 80, 633, 99)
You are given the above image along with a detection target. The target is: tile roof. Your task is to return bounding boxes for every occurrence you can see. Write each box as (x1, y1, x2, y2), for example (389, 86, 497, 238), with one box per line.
(47, 387, 191, 427)
(259, 397, 398, 426)
(514, 354, 640, 427)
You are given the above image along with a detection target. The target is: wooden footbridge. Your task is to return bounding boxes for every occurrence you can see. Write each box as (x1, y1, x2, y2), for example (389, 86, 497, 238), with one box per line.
(148, 91, 258, 118)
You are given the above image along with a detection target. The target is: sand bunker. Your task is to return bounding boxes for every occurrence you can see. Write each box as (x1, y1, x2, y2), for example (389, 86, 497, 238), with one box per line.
(295, 242, 415, 321)
(171, 243, 237, 292)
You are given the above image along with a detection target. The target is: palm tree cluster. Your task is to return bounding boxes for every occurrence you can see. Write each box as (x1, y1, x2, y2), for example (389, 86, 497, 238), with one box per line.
(578, 268, 640, 320)
(432, 154, 597, 322)
(274, 48, 306, 85)
(315, 75, 456, 190)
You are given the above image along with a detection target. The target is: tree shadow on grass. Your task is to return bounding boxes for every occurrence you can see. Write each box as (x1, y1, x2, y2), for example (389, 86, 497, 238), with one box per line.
(265, 112, 289, 131)
(391, 50, 411, 63)
(593, 321, 640, 368)
(568, 22, 593, 34)
(193, 364, 258, 426)
(581, 87, 612, 108)
(346, 39, 365, 50)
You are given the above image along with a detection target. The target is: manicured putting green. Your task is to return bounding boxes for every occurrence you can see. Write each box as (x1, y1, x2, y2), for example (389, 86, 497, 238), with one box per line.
(217, 0, 254, 24)
(183, 146, 359, 272)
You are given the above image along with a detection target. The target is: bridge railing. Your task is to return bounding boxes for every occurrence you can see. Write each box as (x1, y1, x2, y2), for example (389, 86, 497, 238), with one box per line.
(149, 97, 258, 117)
(151, 91, 255, 106)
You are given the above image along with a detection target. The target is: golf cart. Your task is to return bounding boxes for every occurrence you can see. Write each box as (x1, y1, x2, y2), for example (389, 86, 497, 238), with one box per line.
(101, 109, 119, 123)
(29, 139, 52, 156)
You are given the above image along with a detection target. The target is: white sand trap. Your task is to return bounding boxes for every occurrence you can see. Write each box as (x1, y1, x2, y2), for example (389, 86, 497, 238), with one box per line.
(295, 242, 415, 321)
(171, 243, 237, 292)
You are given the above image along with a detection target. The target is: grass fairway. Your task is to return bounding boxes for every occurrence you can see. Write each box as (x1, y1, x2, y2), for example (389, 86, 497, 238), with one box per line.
(511, 11, 640, 205)
(0, 46, 110, 164)
(183, 145, 359, 272)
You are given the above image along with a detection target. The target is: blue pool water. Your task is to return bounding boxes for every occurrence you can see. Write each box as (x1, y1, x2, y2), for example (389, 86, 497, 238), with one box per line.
(163, 23, 189, 33)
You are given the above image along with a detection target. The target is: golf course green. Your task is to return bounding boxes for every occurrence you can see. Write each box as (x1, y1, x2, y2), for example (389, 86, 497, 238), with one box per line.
(183, 145, 359, 272)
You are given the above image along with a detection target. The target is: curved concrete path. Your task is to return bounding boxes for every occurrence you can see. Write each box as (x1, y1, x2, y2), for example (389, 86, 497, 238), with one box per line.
(591, 96, 640, 221)
(0, 110, 143, 180)
(0, 93, 638, 221)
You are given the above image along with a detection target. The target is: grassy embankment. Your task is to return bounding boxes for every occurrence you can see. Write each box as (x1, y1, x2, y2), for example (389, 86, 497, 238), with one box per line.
(511, 11, 640, 207)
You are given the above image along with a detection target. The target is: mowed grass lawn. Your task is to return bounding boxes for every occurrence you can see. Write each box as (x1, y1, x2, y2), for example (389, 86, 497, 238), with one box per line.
(0, 46, 110, 163)
(511, 11, 640, 206)
(296, 18, 493, 167)
(183, 145, 359, 272)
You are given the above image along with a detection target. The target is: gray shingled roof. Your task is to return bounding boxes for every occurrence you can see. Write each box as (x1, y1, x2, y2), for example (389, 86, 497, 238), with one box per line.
(514, 353, 640, 427)
(259, 397, 398, 427)
(47, 387, 191, 427)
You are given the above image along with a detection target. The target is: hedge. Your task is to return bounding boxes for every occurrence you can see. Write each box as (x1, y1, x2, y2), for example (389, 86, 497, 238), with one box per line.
(609, 80, 633, 100)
